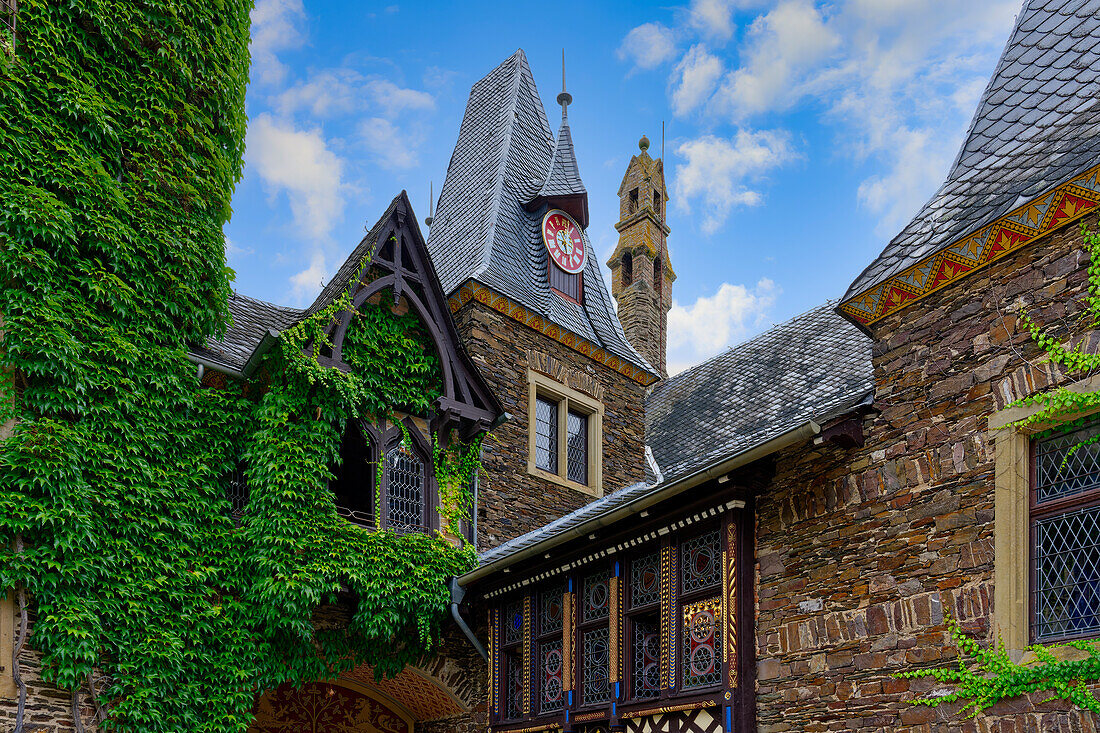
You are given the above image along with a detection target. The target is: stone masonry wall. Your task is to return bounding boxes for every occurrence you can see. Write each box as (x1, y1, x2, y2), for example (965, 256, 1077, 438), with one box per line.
(0, 624, 99, 732)
(452, 299, 648, 550)
(753, 212, 1100, 732)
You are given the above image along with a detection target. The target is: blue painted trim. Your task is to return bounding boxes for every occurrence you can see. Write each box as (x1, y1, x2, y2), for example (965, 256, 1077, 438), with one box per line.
(612, 702, 617, 716)
(567, 690, 573, 706)
(614, 560, 620, 576)
(725, 705, 732, 731)
(568, 577, 573, 592)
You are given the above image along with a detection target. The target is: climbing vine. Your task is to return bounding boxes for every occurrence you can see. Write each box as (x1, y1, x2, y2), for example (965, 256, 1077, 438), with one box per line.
(0, 4, 478, 732)
(898, 221, 1100, 718)
(898, 614, 1100, 717)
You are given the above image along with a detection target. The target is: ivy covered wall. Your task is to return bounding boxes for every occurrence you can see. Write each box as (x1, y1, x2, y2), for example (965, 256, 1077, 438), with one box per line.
(0, 3, 475, 731)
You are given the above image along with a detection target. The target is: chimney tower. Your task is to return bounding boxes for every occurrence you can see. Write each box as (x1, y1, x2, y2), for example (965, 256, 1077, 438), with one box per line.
(607, 135, 675, 378)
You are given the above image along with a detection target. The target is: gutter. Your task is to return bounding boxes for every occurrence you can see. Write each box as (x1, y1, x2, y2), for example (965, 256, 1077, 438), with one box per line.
(457, 419, 821, 587)
(186, 328, 282, 380)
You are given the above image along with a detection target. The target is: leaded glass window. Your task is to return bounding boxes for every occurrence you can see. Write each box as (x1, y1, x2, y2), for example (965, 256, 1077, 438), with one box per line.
(581, 627, 610, 704)
(630, 552, 660, 608)
(631, 616, 660, 700)
(534, 397, 558, 473)
(582, 568, 611, 623)
(540, 639, 564, 713)
(503, 599, 523, 646)
(682, 599, 722, 689)
(540, 582, 565, 635)
(1032, 421, 1100, 642)
(1034, 504, 1100, 640)
(504, 650, 524, 719)
(567, 410, 588, 484)
(681, 530, 721, 593)
(386, 446, 424, 531)
(1034, 422, 1100, 503)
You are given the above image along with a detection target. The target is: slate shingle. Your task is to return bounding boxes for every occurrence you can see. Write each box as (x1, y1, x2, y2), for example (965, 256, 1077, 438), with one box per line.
(478, 301, 873, 567)
(425, 50, 657, 379)
(844, 0, 1100, 301)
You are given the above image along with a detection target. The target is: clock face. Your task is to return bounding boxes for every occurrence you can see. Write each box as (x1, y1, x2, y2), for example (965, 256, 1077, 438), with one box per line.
(542, 209, 587, 274)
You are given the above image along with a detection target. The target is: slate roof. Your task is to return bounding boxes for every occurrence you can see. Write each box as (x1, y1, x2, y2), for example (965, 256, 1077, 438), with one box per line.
(844, 0, 1100, 300)
(426, 50, 656, 379)
(533, 113, 587, 200)
(477, 301, 873, 567)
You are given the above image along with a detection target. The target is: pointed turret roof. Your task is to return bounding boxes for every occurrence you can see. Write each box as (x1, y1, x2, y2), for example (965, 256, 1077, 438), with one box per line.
(426, 50, 657, 381)
(841, 0, 1100, 324)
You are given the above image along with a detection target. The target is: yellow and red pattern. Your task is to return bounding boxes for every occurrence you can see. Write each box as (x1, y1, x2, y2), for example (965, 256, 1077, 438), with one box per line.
(448, 280, 659, 385)
(840, 162, 1100, 326)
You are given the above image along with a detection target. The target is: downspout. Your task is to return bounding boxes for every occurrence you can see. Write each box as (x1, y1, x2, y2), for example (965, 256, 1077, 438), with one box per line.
(449, 577, 486, 660)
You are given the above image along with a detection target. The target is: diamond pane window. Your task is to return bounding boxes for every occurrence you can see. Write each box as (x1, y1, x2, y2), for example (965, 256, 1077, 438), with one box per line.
(581, 627, 610, 704)
(225, 464, 249, 523)
(682, 599, 722, 689)
(630, 552, 660, 608)
(535, 397, 558, 473)
(631, 617, 660, 699)
(540, 639, 564, 713)
(582, 568, 611, 623)
(567, 410, 588, 484)
(503, 599, 523, 646)
(540, 582, 565, 635)
(386, 447, 424, 531)
(681, 530, 721, 593)
(504, 650, 524, 719)
(1034, 422, 1100, 504)
(1034, 504, 1100, 640)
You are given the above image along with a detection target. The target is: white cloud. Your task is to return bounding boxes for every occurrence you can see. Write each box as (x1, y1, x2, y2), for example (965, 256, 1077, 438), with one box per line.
(276, 73, 435, 120)
(618, 22, 679, 70)
(687, 0, 737, 41)
(275, 69, 361, 118)
(289, 251, 330, 305)
(717, 0, 839, 117)
(245, 113, 346, 240)
(250, 0, 306, 87)
(671, 45, 724, 116)
(360, 117, 421, 170)
(667, 279, 778, 374)
(674, 130, 798, 233)
(365, 80, 435, 114)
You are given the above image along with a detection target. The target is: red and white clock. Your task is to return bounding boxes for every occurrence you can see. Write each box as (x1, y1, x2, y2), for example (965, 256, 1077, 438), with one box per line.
(541, 209, 587, 274)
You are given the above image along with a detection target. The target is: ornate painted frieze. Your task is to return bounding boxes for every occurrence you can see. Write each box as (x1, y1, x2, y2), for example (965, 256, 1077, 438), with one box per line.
(523, 595, 532, 715)
(449, 280, 659, 385)
(490, 607, 501, 717)
(839, 163, 1100, 326)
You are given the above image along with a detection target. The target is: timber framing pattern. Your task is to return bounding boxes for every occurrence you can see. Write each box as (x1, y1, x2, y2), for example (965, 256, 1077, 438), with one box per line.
(449, 280, 659, 386)
(840, 162, 1100, 326)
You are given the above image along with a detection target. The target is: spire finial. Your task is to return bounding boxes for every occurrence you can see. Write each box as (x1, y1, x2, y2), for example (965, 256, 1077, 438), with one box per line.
(556, 48, 572, 118)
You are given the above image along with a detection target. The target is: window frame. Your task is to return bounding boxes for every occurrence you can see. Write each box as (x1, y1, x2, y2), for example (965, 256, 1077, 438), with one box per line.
(526, 369, 604, 497)
(990, 376, 1100, 653)
(576, 564, 613, 710)
(535, 581, 567, 717)
(498, 597, 527, 722)
(676, 524, 725, 694)
(1028, 421, 1100, 643)
(624, 548, 662, 703)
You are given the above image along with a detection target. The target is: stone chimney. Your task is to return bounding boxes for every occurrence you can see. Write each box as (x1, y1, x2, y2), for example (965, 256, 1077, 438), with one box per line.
(607, 135, 675, 378)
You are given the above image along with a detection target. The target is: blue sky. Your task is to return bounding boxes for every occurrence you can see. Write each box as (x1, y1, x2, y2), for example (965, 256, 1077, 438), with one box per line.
(226, 0, 1024, 374)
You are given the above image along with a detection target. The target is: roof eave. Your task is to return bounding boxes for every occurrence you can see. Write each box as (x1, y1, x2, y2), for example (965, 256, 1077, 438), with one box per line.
(457, 419, 822, 587)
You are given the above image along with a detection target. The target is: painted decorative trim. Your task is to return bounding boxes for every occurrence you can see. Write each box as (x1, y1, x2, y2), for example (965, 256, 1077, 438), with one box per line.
(572, 711, 608, 723)
(490, 607, 501, 717)
(449, 279, 659, 385)
(610, 572, 621, 685)
(523, 595, 532, 715)
(494, 723, 562, 733)
(563, 590, 574, 695)
(724, 522, 737, 690)
(483, 500, 744, 600)
(840, 163, 1100, 326)
(621, 700, 715, 719)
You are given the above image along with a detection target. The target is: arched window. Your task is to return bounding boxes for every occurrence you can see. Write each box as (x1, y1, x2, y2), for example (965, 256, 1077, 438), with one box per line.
(385, 445, 426, 533)
(330, 420, 376, 527)
(622, 251, 633, 289)
(652, 190, 661, 215)
(653, 256, 663, 299)
(629, 188, 639, 214)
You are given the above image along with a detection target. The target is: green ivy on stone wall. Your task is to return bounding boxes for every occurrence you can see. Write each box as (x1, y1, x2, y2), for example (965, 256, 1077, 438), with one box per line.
(0, 4, 476, 732)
